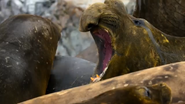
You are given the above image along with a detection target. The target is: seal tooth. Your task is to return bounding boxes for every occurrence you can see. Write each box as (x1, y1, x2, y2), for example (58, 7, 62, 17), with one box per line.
(91, 74, 101, 82)
(104, 29, 109, 33)
(91, 66, 108, 83)
(100, 66, 108, 77)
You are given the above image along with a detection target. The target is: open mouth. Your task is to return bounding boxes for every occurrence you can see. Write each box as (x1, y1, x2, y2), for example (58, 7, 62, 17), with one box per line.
(90, 27, 114, 82)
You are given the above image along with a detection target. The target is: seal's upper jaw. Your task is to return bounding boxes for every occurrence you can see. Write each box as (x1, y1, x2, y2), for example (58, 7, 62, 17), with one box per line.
(79, 0, 128, 32)
(79, 3, 106, 32)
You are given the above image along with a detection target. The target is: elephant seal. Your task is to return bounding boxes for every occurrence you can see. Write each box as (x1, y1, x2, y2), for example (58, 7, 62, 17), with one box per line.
(134, 0, 185, 37)
(0, 14, 60, 104)
(76, 83, 172, 104)
(79, 0, 185, 81)
(46, 56, 96, 94)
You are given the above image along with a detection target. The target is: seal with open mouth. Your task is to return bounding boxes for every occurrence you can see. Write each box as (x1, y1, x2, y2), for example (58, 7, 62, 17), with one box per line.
(79, 0, 185, 81)
(76, 83, 172, 104)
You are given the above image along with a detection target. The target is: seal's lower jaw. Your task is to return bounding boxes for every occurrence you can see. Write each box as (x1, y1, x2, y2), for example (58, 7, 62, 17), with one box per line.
(90, 28, 114, 77)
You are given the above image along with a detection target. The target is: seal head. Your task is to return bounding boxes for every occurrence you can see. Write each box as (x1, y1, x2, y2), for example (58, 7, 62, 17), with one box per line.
(77, 83, 172, 104)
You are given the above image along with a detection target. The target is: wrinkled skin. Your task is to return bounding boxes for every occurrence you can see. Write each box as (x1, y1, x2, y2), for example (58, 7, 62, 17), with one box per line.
(0, 14, 60, 104)
(76, 83, 172, 104)
(80, 0, 185, 80)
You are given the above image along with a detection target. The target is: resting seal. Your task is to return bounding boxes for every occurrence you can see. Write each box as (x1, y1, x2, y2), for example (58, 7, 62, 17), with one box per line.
(134, 0, 185, 37)
(76, 83, 172, 104)
(0, 14, 60, 104)
(79, 0, 185, 81)
(46, 56, 96, 94)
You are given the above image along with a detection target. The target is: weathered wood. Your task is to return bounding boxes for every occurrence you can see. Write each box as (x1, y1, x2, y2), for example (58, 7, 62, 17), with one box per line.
(20, 62, 185, 104)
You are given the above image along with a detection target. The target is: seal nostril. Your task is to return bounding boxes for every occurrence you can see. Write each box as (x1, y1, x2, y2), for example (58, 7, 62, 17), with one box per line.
(87, 24, 96, 30)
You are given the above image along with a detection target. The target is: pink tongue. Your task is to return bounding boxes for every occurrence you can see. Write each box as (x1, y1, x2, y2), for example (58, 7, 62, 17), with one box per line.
(103, 43, 112, 71)
(97, 30, 112, 71)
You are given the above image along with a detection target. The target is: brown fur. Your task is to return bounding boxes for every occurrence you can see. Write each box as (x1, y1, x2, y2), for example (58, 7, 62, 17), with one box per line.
(80, 0, 185, 80)
(134, 0, 185, 37)
(76, 83, 171, 104)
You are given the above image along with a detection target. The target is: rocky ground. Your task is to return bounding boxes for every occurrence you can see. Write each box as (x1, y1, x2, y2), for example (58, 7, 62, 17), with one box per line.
(0, 0, 136, 57)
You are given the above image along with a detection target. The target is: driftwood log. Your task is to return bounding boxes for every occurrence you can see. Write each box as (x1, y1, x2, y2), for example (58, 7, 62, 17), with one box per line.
(20, 62, 185, 104)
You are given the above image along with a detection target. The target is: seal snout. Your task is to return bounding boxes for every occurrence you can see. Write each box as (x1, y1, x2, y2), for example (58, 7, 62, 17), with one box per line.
(79, 3, 106, 32)
(79, 15, 99, 32)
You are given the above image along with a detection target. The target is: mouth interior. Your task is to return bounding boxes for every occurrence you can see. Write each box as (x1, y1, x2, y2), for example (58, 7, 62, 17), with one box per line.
(91, 28, 114, 75)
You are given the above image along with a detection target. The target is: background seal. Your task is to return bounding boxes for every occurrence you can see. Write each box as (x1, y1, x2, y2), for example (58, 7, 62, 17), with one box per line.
(0, 14, 60, 104)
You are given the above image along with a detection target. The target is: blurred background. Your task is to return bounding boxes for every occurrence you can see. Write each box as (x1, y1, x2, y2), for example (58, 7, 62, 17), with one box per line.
(0, 0, 136, 62)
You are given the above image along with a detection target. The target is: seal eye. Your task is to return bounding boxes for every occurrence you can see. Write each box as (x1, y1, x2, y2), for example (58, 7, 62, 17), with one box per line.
(133, 20, 141, 26)
(145, 89, 151, 98)
(133, 19, 145, 26)
(137, 86, 152, 99)
(143, 87, 152, 99)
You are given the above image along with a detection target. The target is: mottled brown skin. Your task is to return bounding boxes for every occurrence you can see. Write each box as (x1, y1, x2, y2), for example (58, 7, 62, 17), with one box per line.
(0, 14, 60, 104)
(134, 0, 185, 37)
(80, 0, 185, 80)
(76, 83, 172, 104)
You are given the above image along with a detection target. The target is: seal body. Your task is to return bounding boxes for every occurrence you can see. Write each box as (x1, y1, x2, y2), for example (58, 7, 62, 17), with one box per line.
(80, 0, 185, 81)
(0, 14, 60, 104)
(134, 0, 185, 37)
(46, 56, 95, 94)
